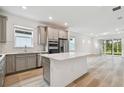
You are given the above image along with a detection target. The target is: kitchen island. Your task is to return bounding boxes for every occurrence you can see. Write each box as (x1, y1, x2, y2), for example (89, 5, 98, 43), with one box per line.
(41, 52, 91, 87)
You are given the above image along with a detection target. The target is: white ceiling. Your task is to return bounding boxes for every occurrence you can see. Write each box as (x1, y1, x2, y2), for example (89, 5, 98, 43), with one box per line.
(1, 6, 124, 36)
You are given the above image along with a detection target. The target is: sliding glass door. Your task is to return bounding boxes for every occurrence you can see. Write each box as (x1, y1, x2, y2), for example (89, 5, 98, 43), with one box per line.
(106, 40, 112, 55)
(113, 39, 122, 55)
(103, 39, 122, 55)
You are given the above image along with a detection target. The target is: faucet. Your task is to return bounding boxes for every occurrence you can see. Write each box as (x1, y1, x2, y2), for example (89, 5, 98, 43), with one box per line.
(24, 45, 27, 52)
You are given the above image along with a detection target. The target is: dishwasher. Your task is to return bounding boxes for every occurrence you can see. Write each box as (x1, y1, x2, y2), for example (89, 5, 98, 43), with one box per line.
(0, 57, 6, 87)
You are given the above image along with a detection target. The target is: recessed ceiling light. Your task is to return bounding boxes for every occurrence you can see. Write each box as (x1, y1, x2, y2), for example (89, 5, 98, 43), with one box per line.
(64, 22, 68, 26)
(88, 40, 91, 44)
(49, 16, 53, 20)
(22, 6, 27, 10)
(117, 31, 121, 34)
(90, 33, 94, 35)
(115, 28, 119, 31)
(103, 32, 108, 35)
(95, 35, 98, 37)
(82, 40, 85, 43)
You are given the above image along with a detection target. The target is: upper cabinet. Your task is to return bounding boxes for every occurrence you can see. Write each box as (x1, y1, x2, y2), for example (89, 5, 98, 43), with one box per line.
(37, 26, 47, 45)
(48, 27, 59, 40)
(0, 15, 7, 43)
(59, 30, 68, 39)
(47, 27, 68, 40)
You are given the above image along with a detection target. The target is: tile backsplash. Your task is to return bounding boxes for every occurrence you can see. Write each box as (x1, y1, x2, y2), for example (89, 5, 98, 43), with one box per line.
(1, 41, 44, 54)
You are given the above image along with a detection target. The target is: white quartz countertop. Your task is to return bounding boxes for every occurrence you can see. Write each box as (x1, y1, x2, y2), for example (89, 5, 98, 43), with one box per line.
(0, 54, 5, 62)
(41, 52, 96, 61)
(3, 51, 48, 55)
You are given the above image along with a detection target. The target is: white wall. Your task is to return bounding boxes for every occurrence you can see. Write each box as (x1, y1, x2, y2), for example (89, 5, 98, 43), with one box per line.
(69, 31, 99, 54)
(0, 12, 44, 53)
(0, 11, 101, 54)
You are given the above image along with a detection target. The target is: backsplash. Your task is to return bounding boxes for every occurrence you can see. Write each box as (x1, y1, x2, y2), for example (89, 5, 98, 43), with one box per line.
(1, 41, 44, 53)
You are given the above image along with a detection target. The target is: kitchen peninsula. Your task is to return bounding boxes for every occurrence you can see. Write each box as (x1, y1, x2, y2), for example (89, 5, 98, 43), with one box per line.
(41, 52, 90, 87)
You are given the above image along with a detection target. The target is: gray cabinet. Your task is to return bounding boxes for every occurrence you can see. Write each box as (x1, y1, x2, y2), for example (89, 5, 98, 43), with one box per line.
(16, 54, 37, 72)
(37, 26, 47, 45)
(37, 52, 48, 67)
(6, 55, 16, 74)
(53, 29, 59, 40)
(59, 30, 68, 39)
(47, 27, 68, 40)
(26, 54, 36, 69)
(48, 27, 59, 40)
(37, 54, 42, 67)
(16, 54, 26, 71)
(5, 53, 38, 74)
(0, 15, 7, 43)
(48, 27, 54, 40)
(43, 57, 50, 85)
(6, 53, 39, 74)
(0, 57, 6, 87)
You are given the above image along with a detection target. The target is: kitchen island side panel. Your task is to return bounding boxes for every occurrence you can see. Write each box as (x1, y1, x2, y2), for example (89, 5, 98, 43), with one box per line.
(50, 56, 88, 86)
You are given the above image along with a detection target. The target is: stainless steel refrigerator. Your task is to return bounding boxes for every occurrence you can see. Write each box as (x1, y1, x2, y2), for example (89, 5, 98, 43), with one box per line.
(58, 38, 69, 53)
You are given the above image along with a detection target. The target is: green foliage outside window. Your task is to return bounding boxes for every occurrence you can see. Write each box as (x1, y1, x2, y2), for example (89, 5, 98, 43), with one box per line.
(103, 39, 122, 55)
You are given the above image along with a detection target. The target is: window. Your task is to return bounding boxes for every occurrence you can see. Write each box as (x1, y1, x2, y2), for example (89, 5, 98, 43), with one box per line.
(14, 25, 33, 48)
(69, 37, 76, 51)
(102, 39, 122, 55)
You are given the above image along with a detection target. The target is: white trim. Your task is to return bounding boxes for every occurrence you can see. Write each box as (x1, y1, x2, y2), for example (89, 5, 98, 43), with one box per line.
(14, 25, 35, 31)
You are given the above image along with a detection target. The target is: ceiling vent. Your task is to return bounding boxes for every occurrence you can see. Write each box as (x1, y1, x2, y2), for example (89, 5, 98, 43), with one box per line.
(112, 6, 121, 11)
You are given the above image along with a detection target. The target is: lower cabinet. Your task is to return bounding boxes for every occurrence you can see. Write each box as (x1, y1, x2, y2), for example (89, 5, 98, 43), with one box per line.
(16, 54, 27, 72)
(16, 54, 37, 72)
(43, 57, 50, 85)
(6, 53, 37, 74)
(37, 54, 42, 67)
(0, 57, 6, 87)
(37, 52, 48, 67)
(6, 55, 16, 74)
(26, 54, 36, 69)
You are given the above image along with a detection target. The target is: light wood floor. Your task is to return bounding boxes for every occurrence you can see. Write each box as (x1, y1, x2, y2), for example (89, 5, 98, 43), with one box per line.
(4, 55, 124, 87)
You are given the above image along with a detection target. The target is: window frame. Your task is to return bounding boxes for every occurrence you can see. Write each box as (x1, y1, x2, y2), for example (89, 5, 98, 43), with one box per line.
(14, 25, 34, 48)
(113, 39, 122, 55)
(69, 36, 76, 52)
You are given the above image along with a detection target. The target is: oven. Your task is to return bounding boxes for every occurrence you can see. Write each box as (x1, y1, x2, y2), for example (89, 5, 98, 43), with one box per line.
(48, 41, 59, 54)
